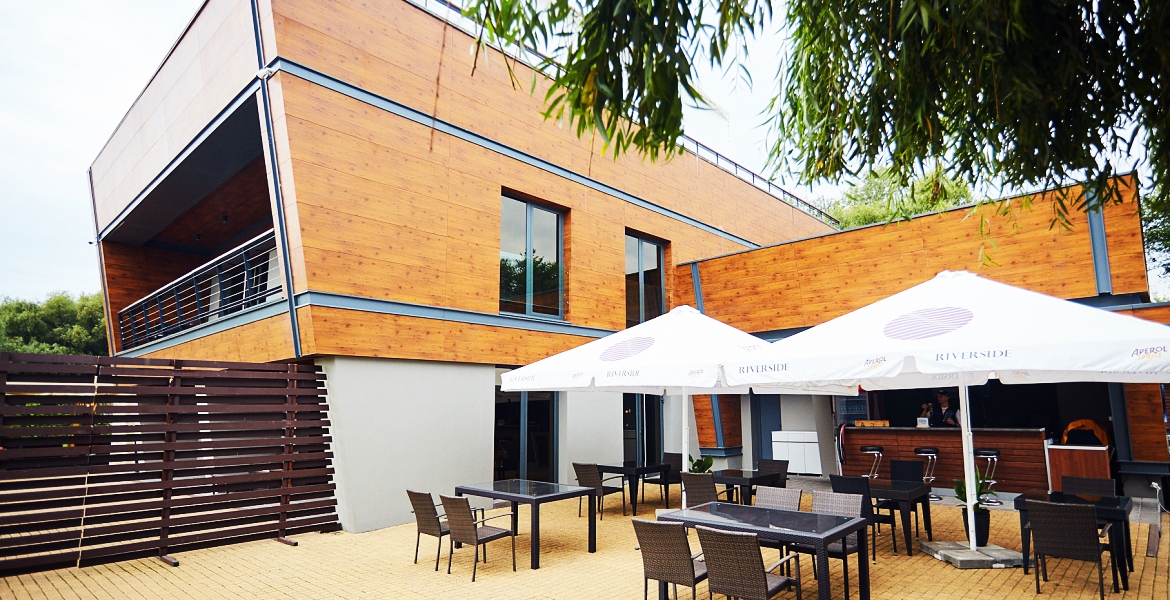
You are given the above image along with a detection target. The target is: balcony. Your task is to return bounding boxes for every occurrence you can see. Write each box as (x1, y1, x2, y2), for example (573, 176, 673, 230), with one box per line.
(116, 230, 283, 351)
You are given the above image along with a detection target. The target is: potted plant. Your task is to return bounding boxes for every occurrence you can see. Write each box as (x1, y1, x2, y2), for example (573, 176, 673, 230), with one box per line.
(689, 454, 713, 474)
(953, 474, 996, 547)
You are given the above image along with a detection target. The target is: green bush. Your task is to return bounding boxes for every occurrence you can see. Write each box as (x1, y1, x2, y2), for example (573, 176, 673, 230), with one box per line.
(0, 292, 108, 355)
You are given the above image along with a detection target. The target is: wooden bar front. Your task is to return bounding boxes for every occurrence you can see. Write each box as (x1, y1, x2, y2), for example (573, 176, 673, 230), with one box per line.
(841, 427, 1048, 493)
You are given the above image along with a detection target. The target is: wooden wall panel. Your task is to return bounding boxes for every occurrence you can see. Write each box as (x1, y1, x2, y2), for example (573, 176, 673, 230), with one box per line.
(91, 0, 259, 231)
(139, 313, 296, 363)
(148, 157, 273, 253)
(1129, 305, 1170, 325)
(1104, 176, 1148, 294)
(720, 395, 742, 448)
(101, 242, 209, 353)
(1124, 383, 1170, 463)
(681, 182, 1147, 333)
(693, 396, 718, 448)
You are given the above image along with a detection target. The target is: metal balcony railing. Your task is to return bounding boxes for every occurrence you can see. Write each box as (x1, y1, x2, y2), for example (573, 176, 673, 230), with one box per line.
(117, 230, 283, 351)
(403, 0, 840, 229)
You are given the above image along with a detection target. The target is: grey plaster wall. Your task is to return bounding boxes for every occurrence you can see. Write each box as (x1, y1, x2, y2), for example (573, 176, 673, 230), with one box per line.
(318, 356, 496, 533)
(557, 391, 624, 484)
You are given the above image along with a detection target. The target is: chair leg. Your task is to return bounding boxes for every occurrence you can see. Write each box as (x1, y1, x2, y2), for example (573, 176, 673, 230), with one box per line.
(914, 509, 919, 539)
(1041, 555, 1048, 581)
(644, 578, 649, 600)
(447, 538, 454, 574)
(483, 540, 488, 563)
(1034, 551, 1041, 593)
(600, 493, 605, 521)
(414, 532, 421, 564)
(889, 515, 897, 554)
(1097, 560, 1105, 600)
(434, 535, 443, 571)
(622, 486, 628, 516)
(472, 544, 478, 582)
(1109, 548, 1119, 593)
(578, 496, 582, 517)
(871, 524, 877, 564)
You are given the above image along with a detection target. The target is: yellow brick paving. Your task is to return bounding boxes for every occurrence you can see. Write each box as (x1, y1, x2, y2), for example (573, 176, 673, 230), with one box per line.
(2, 490, 1166, 600)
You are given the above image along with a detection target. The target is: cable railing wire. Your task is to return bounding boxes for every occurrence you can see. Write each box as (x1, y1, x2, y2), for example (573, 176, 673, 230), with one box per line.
(117, 230, 283, 351)
(403, 0, 839, 228)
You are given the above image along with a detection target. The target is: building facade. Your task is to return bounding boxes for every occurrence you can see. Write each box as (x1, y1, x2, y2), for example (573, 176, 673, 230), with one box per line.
(91, 0, 1168, 531)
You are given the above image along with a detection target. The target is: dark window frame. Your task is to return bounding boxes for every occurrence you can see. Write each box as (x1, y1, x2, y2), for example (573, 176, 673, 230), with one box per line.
(500, 196, 564, 319)
(625, 232, 665, 326)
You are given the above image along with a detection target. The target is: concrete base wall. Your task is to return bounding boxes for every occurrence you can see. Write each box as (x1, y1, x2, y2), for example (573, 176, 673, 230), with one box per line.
(557, 391, 624, 484)
(318, 356, 496, 533)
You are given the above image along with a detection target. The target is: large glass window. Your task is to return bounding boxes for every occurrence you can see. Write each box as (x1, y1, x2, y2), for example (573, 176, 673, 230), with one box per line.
(500, 197, 562, 317)
(625, 234, 665, 328)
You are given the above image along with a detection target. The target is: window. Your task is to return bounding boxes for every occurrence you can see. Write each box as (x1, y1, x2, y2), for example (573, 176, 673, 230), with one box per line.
(625, 234, 665, 328)
(500, 196, 563, 317)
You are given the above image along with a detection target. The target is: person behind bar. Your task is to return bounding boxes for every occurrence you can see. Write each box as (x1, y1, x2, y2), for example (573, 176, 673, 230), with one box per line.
(920, 389, 961, 427)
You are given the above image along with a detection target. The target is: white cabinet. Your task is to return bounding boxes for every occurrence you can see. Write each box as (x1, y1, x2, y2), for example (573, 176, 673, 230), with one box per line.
(772, 431, 822, 475)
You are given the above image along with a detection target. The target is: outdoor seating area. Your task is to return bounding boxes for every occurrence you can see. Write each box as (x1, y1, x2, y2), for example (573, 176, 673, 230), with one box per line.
(4, 483, 1165, 600)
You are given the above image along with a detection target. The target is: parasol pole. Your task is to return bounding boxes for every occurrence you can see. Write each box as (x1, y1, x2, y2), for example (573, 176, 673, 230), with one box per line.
(958, 374, 979, 551)
(681, 386, 690, 508)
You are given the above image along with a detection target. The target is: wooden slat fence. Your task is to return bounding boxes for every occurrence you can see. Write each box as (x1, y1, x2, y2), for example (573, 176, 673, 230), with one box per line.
(0, 353, 339, 575)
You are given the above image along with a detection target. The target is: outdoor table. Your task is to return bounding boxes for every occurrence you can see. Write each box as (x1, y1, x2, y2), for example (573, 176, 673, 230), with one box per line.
(1014, 491, 1133, 590)
(454, 479, 595, 569)
(868, 479, 933, 555)
(711, 469, 784, 505)
(658, 502, 869, 600)
(597, 463, 670, 515)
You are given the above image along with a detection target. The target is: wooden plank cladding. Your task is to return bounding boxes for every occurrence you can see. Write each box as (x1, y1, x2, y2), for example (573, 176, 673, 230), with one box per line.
(0, 353, 339, 576)
(1124, 383, 1170, 463)
(840, 427, 1049, 493)
(682, 177, 1145, 333)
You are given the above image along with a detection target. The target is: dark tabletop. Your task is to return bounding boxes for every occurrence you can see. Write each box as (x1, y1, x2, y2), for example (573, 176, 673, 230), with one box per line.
(1013, 490, 1133, 520)
(869, 479, 932, 500)
(658, 502, 863, 545)
(455, 479, 593, 503)
(712, 469, 782, 484)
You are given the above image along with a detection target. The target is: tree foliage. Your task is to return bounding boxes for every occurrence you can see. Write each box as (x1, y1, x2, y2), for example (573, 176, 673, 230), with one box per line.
(825, 168, 973, 229)
(0, 293, 108, 355)
(464, 0, 1170, 225)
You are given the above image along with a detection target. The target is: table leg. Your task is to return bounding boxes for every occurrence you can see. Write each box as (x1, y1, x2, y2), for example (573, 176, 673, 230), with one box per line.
(588, 494, 597, 553)
(1114, 521, 1129, 591)
(510, 501, 519, 535)
(1124, 519, 1133, 572)
(740, 484, 753, 505)
(629, 475, 640, 516)
(857, 526, 870, 600)
(530, 502, 541, 570)
(921, 497, 933, 541)
(815, 547, 831, 600)
(454, 492, 463, 549)
(899, 500, 914, 556)
(1019, 509, 1031, 575)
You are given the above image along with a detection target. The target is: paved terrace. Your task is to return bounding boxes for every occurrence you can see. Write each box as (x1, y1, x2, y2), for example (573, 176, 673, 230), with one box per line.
(3, 480, 1167, 600)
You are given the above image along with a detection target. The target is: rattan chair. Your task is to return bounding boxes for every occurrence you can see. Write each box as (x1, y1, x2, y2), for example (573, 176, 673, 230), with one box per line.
(758, 459, 790, 487)
(787, 492, 864, 600)
(886, 460, 924, 538)
(696, 526, 802, 600)
(1028, 500, 1118, 600)
(643, 453, 684, 507)
(1062, 476, 1117, 498)
(632, 519, 708, 600)
(830, 474, 895, 560)
(406, 490, 449, 570)
(573, 462, 627, 520)
(680, 472, 736, 508)
(755, 487, 802, 511)
(439, 495, 515, 581)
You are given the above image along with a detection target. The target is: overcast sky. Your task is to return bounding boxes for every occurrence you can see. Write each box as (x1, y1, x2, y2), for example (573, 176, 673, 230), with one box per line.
(0, 2, 1162, 301)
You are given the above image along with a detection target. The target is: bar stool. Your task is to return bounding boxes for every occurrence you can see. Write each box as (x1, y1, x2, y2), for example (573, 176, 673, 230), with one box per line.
(860, 446, 884, 479)
(914, 447, 941, 501)
(973, 449, 1002, 506)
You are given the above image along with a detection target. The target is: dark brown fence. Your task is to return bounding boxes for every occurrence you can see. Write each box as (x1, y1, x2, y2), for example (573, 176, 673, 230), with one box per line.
(0, 353, 338, 576)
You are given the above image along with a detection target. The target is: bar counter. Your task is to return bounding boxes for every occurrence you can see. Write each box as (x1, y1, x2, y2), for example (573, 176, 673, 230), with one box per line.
(840, 427, 1048, 493)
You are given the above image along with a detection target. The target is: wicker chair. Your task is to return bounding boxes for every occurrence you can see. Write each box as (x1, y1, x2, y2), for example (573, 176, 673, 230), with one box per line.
(1062, 476, 1117, 498)
(643, 453, 684, 507)
(406, 490, 449, 570)
(696, 526, 802, 600)
(1028, 500, 1118, 600)
(680, 472, 736, 508)
(830, 474, 895, 560)
(573, 462, 627, 520)
(755, 487, 802, 511)
(885, 460, 924, 538)
(439, 495, 515, 581)
(632, 519, 708, 600)
(758, 459, 790, 488)
(787, 492, 864, 600)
